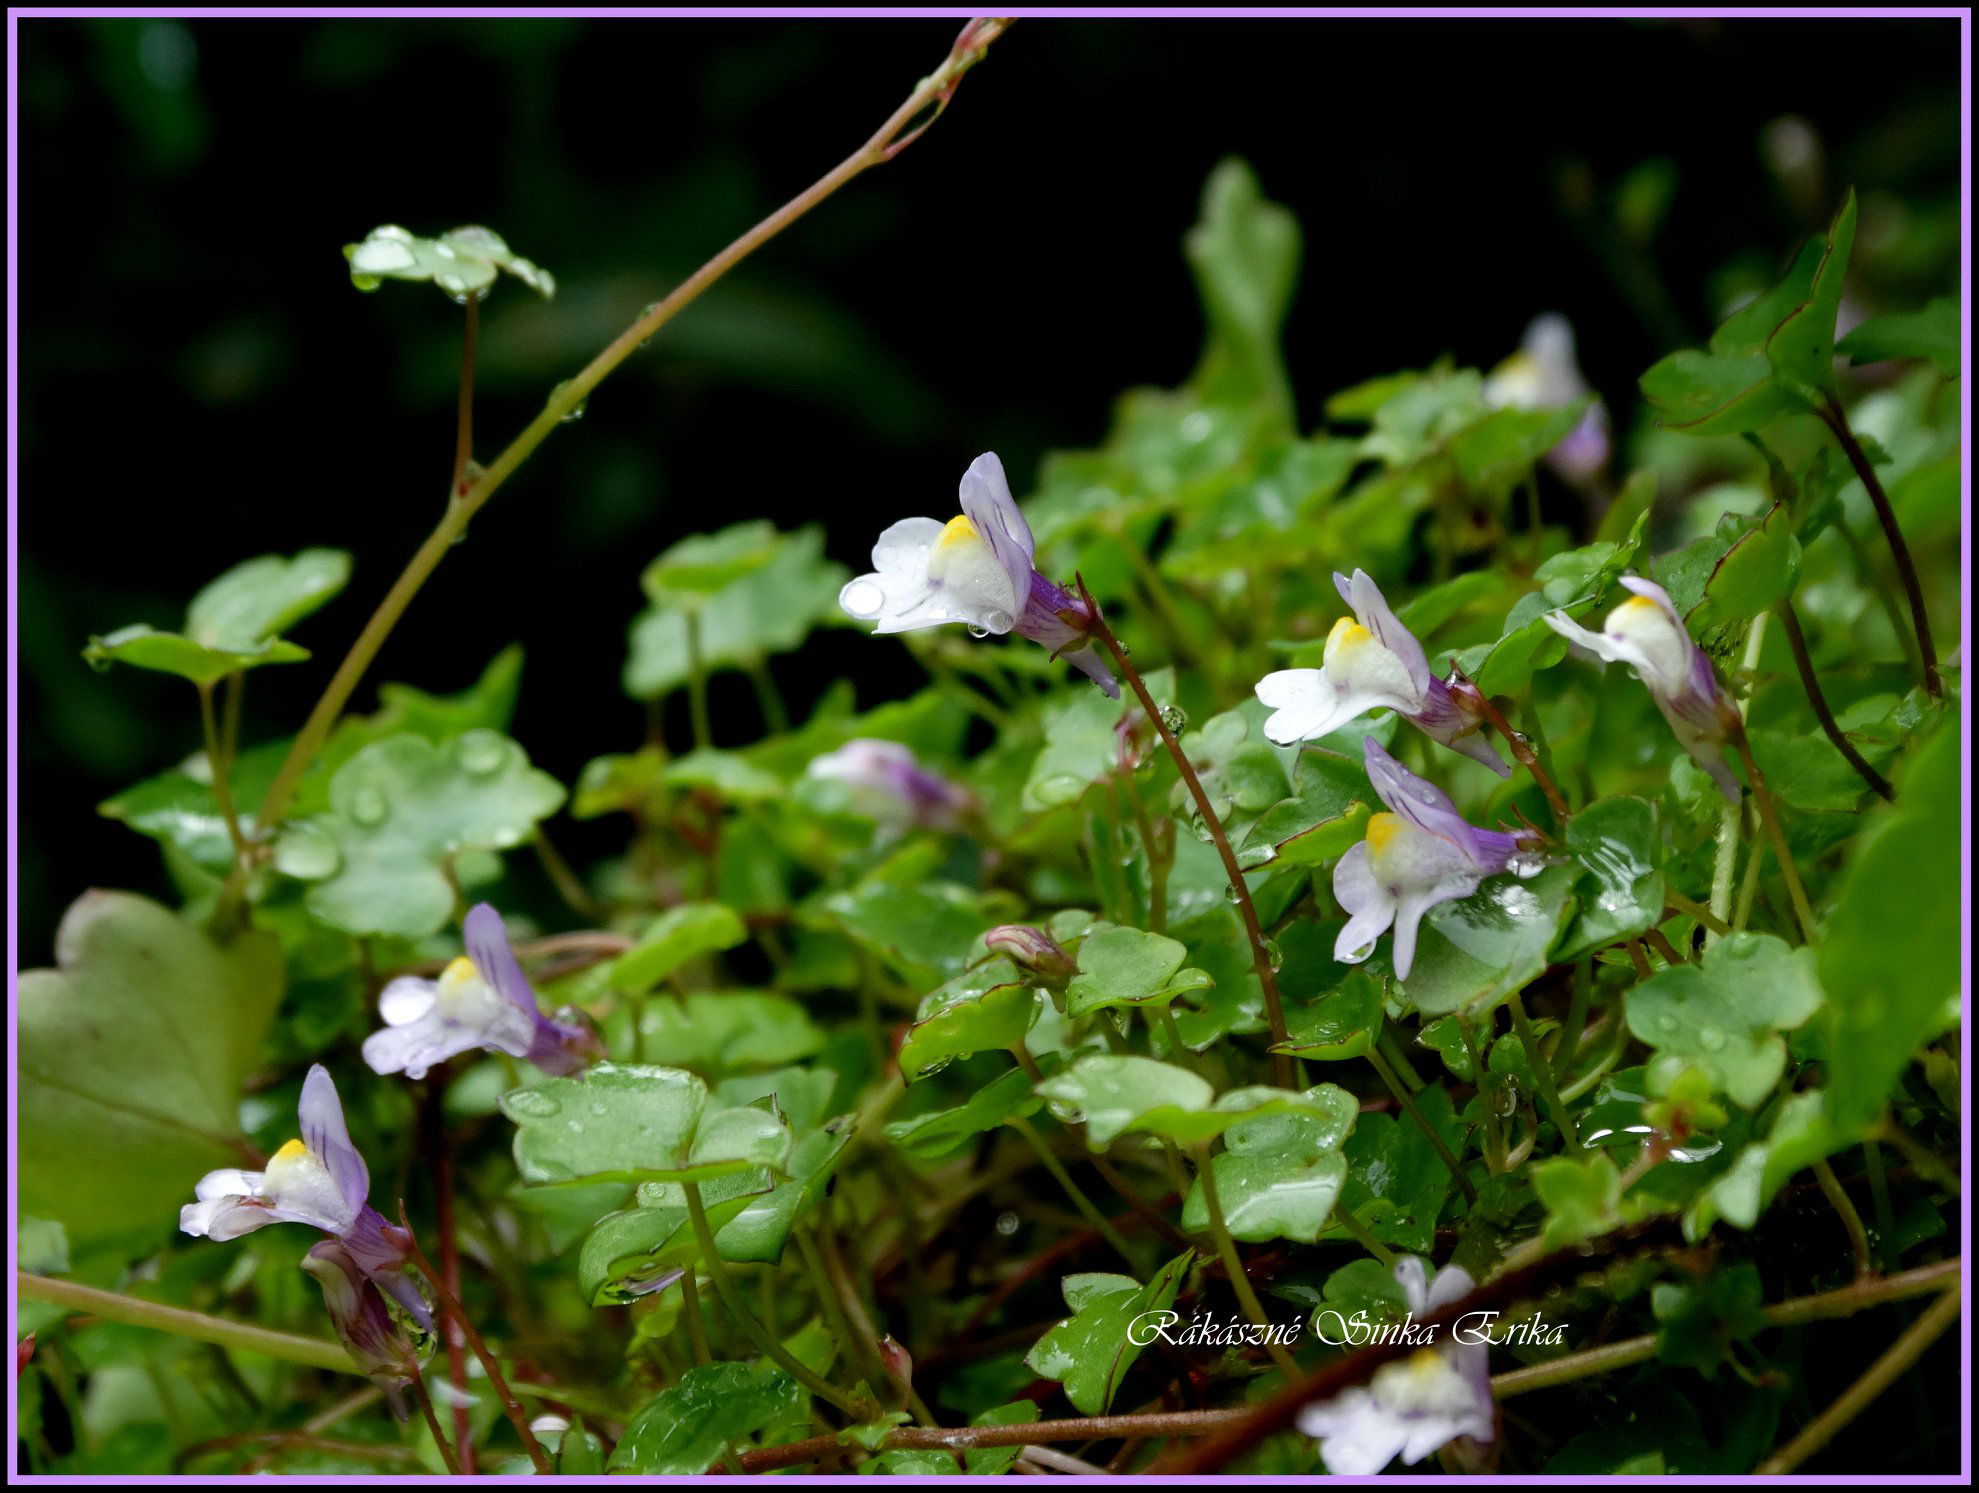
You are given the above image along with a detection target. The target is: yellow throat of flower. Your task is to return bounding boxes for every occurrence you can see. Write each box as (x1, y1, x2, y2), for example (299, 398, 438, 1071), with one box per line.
(1324, 616, 1375, 666)
(437, 956, 482, 1017)
(936, 514, 982, 552)
(1366, 811, 1404, 857)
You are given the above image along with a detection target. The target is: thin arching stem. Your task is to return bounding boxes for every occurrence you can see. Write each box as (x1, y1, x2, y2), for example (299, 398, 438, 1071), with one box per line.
(1815, 393, 1940, 699)
(1777, 600, 1894, 801)
(251, 19, 1013, 834)
(1081, 589, 1293, 1083)
(1730, 723, 1818, 943)
(1191, 1143, 1301, 1379)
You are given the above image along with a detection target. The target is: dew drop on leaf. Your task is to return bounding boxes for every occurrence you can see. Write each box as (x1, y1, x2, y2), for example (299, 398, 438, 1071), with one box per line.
(350, 787, 389, 827)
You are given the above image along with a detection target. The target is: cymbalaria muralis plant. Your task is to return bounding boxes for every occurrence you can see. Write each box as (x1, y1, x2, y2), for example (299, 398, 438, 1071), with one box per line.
(17, 16, 1963, 1479)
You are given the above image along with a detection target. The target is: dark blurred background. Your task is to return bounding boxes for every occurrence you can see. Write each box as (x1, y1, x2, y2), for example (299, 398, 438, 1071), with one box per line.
(17, 17, 1962, 959)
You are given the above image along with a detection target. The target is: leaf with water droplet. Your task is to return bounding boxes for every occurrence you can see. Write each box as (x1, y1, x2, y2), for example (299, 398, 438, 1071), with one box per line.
(609, 1362, 801, 1474)
(286, 729, 565, 937)
(1023, 1253, 1191, 1415)
(1625, 932, 1824, 1109)
(1552, 795, 1664, 962)
(898, 959, 1041, 1081)
(503, 1063, 792, 1187)
(344, 223, 555, 299)
(1063, 924, 1214, 1019)
(1180, 1085, 1357, 1243)
(1393, 865, 1576, 1020)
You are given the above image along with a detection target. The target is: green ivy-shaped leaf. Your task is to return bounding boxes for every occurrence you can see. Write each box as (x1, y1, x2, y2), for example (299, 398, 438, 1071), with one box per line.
(609, 1362, 798, 1474)
(501, 1063, 792, 1186)
(1690, 503, 1800, 632)
(1180, 1086, 1357, 1242)
(1685, 1090, 1844, 1237)
(1024, 1253, 1191, 1415)
(1818, 721, 1961, 1134)
(883, 1067, 1042, 1160)
(625, 525, 847, 700)
(899, 960, 1041, 1082)
(1652, 1261, 1766, 1377)
(1035, 1056, 1325, 1149)
(344, 223, 555, 299)
(611, 991, 825, 1073)
(1064, 924, 1214, 1019)
(1394, 864, 1576, 1019)
(821, 879, 994, 983)
(83, 548, 351, 685)
(1246, 754, 1374, 868)
(609, 903, 749, 994)
(1275, 967, 1383, 1062)
(1553, 796, 1663, 961)
(279, 729, 565, 937)
(19, 892, 283, 1259)
(1837, 294, 1960, 378)
(1626, 933, 1824, 1109)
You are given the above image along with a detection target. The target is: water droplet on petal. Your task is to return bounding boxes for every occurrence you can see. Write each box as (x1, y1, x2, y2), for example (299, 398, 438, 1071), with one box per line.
(967, 625, 990, 639)
(982, 608, 1014, 634)
(840, 577, 885, 619)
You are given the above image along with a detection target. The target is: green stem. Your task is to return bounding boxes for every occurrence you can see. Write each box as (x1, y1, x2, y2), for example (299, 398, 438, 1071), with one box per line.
(1755, 1283, 1961, 1473)
(197, 681, 249, 860)
(1009, 1115, 1137, 1266)
(679, 1270, 711, 1365)
(1121, 765, 1170, 935)
(1554, 960, 1591, 1087)
(1192, 1143, 1301, 1378)
(1812, 1159, 1873, 1279)
(1732, 725, 1817, 943)
(1365, 1046, 1477, 1203)
(1458, 1014, 1506, 1174)
(16, 1272, 355, 1375)
(745, 655, 790, 735)
(250, 20, 1013, 833)
(684, 606, 713, 751)
(680, 1181, 868, 1418)
(1085, 601, 1292, 1080)
(1707, 798, 1740, 949)
(1509, 990, 1584, 1158)
(796, 1227, 892, 1407)
(1329, 1203, 1396, 1268)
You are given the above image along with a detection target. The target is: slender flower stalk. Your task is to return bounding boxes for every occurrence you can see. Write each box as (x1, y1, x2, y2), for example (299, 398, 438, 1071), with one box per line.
(1080, 583, 1293, 1083)
(1814, 392, 1940, 699)
(1777, 600, 1893, 801)
(1192, 1141, 1301, 1378)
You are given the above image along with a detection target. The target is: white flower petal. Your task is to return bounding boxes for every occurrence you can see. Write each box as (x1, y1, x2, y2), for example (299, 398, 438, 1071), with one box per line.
(378, 976, 438, 1027)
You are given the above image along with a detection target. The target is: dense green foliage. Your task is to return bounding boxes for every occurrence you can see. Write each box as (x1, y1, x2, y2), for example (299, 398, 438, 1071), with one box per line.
(16, 81, 1963, 1481)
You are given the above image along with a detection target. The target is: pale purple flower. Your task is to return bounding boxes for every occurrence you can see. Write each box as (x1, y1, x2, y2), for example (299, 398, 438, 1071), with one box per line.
(301, 1239, 422, 1417)
(805, 738, 974, 839)
(363, 903, 602, 1081)
(1299, 1255, 1495, 1474)
(1481, 312, 1611, 485)
(1335, 738, 1535, 980)
(180, 1064, 432, 1332)
(838, 452, 1120, 697)
(1541, 576, 1740, 802)
(1256, 571, 1509, 776)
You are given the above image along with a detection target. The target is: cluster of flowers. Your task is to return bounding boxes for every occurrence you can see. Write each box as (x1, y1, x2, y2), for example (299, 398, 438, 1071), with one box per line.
(180, 404, 1743, 1471)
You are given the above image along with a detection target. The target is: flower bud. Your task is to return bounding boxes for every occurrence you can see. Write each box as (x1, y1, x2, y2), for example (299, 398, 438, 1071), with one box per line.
(984, 924, 1077, 990)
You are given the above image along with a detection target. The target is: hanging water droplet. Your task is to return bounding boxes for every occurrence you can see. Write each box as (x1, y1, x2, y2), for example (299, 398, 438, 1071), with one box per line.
(967, 625, 990, 639)
(1192, 813, 1217, 843)
(457, 732, 505, 776)
(1264, 937, 1284, 971)
(349, 786, 388, 827)
(549, 379, 587, 422)
(1159, 704, 1188, 733)
(995, 1211, 1021, 1237)
(983, 608, 1014, 634)
(1224, 883, 1243, 904)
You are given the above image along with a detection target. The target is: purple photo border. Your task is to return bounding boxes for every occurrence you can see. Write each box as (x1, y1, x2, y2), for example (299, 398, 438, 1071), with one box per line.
(7, 5, 1971, 1481)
